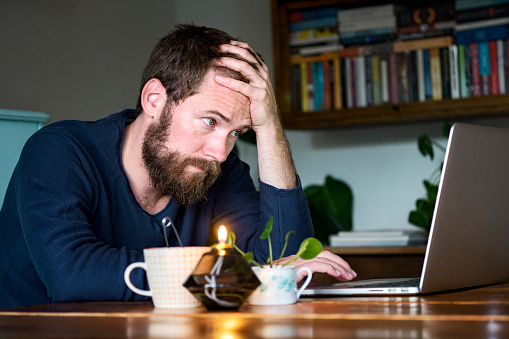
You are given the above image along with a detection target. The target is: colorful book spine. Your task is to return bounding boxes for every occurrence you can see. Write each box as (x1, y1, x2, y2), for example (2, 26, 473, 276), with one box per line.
(440, 47, 451, 99)
(372, 55, 382, 105)
(456, 24, 509, 45)
(479, 41, 491, 96)
(449, 45, 460, 99)
(489, 40, 499, 95)
(300, 62, 308, 111)
(423, 49, 433, 100)
(430, 48, 443, 100)
(333, 57, 342, 109)
(389, 53, 399, 104)
(458, 45, 469, 98)
(471, 43, 482, 97)
(380, 58, 390, 103)
(355, 56, 367, 107)
(416, 49, 425, 102)
(497, 39, 507, 94)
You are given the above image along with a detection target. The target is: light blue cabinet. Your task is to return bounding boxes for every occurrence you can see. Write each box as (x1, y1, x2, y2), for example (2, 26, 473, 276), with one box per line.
(0, 109, 50, 207)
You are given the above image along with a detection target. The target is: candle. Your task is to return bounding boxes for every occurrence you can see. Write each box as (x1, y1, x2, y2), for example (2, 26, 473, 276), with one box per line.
(217, 225, 227, 256)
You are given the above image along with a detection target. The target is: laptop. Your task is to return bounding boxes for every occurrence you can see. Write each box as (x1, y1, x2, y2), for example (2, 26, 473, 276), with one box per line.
(302, 122, 509, 296)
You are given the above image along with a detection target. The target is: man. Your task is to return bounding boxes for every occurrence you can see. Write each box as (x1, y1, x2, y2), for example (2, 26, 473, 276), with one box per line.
(0, 24, 355, 308)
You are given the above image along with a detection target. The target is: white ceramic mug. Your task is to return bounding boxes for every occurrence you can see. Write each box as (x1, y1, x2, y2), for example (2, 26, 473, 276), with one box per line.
(249, 265, 313, 305)
(124, 247, 210, 308)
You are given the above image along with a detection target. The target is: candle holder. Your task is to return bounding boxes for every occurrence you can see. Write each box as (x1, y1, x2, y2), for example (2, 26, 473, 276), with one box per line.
(183, 243, 260, 310)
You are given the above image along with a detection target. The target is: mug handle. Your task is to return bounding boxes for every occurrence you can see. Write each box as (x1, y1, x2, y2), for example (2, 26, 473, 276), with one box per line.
(295, 267, 313, 299)
(124, 262, 152, 297)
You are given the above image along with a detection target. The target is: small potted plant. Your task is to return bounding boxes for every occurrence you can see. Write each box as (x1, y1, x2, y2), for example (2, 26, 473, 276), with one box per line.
(227, 217, 322, 305)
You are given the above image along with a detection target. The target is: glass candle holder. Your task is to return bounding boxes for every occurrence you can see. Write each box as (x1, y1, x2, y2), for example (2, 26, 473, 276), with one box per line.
(183, 243, 260, 310)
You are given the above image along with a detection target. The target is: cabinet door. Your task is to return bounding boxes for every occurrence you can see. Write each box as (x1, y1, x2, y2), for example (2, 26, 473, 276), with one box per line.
(0, 110, 49, 207)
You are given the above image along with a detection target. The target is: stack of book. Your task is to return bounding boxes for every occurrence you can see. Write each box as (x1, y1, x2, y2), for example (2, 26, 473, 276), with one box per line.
(455, 0, 509, 97)
(329, 230, 428, 247)
(338, 4, 399, 47)
(396, 4, 456, 41)
(288, 7, 340, 56)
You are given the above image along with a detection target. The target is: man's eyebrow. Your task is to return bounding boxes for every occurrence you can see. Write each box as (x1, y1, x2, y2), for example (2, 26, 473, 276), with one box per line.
(206, 110, 251, 131)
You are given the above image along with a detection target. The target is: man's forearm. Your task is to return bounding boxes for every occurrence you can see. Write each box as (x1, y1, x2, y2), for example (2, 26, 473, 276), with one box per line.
(256, 120, 298, 189)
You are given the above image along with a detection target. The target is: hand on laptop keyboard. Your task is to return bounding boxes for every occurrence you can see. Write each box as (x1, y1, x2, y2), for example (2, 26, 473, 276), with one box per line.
(277, 250, 358, 283)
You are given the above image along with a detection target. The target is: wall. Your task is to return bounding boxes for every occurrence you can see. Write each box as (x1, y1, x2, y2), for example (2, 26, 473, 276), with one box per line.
(2, 0, 508, 231)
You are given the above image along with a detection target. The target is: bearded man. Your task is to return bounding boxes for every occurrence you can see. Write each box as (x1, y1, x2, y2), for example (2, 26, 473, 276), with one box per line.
(0, 24, 355, 308)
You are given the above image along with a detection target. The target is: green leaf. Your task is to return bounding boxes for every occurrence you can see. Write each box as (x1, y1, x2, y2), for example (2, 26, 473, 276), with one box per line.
(260, 217, 273, 240)
(442, 121, 452, 138)
(278, 230, 295, 261)
(423, 180, 439, 202)
(418, 135, 434, 160)
(299, 238, 322, 259)
(226, 231, 236, 246)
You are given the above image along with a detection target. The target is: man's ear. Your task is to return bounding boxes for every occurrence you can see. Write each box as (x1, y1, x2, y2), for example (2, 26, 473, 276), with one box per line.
(140, 78, 167, 119)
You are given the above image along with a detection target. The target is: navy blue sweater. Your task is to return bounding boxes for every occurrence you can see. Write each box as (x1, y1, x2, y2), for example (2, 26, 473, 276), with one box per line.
(0, 110, 313, 307)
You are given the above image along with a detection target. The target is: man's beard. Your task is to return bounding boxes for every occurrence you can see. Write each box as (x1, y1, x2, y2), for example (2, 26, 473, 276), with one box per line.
(141, 107, 222, 206)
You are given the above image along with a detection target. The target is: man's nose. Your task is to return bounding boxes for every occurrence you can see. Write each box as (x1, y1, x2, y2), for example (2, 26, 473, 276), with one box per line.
(204, 136, 230, 163)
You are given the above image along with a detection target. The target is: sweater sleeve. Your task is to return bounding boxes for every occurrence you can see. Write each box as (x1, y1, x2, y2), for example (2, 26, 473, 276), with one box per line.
(14, 127, 147, 303)
(211, 152, 314, 264)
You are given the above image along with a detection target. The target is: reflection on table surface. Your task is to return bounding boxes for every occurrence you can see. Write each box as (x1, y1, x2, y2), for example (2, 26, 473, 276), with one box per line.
(1, 283, 509, 338)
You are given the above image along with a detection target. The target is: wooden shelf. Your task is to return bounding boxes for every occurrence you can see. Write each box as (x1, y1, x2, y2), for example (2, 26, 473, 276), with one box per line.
(271, 0, 509, 129)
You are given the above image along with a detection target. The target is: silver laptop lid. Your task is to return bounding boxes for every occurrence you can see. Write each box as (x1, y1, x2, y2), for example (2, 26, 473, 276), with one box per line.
(420, 123, 509, 293)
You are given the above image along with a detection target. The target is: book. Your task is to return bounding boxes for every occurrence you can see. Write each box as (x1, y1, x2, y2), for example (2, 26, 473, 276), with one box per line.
(456, 3, 509, 23)
(344, 57, 353, 108)
(380, 57, 390, 103)
(393, 36, 453, 53)
(389, 53, 399, 104)
(290, 27, 339, 47)
(430, 48, 443, 100)
(329, 230, 428, 247)
(416, 49, 426, 101)
(450, 45, 460, 99)
(489, 40, 500, 95)
(455, 0, 509, 11)
(289, 16, 337, 32)
(333, 57, 342, 109)
(397, 4, 455, 27)
(456, 16, 509, 31)
(372, 55, 382, 105)
(479, 41, 491, 95)
(300, 62, 308, 111)
(323, 60, 332, 110)
(289, 7, 338, 22)
(464, 43, 474, 97)
(471, 42, 482, 96)
(456, 23, 509, 45)
(423, 49, 433, 100)
(497, 39, 507, 94)
(354, 56, 367, 107)
(440, 47, 451, 99)
(365, 56, 373, 106)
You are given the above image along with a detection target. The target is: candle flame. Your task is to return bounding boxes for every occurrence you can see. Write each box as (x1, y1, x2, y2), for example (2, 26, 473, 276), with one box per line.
(218, 225, 227, 244)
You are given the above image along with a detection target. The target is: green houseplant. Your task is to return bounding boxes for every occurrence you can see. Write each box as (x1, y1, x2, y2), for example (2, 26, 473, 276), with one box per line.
(227, 217, 322, 267)
(304, 175, 353, 244)
(408, 122, 451, 232)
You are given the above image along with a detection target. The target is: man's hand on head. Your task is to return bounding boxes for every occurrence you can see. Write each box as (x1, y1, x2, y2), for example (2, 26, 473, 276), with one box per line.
(214, 41, 280, 134)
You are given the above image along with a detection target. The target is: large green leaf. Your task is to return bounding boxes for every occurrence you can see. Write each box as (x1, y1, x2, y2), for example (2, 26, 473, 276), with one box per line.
(304, 176, 354, 244)
(299, 238, 323, 259)
(418, 135, 434, 160)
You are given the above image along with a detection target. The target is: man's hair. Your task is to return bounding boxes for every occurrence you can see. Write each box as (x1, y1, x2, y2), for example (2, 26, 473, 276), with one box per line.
(136, 24, 258, 114)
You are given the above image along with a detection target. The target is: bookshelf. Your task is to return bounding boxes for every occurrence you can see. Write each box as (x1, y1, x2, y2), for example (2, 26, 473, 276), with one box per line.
(271, 0, 509, 129)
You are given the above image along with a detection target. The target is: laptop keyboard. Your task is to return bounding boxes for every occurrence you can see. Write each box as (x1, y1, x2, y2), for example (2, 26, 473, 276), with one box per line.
(353, 278, 421, 289)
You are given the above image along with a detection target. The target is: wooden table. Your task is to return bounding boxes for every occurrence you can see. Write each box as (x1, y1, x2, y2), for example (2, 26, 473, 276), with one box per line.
(1, 283, 508, 338)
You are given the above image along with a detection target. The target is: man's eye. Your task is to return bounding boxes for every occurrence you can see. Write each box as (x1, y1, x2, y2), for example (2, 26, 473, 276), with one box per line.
(203, 118, 216, 127)
(231, 130, 240, 138)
